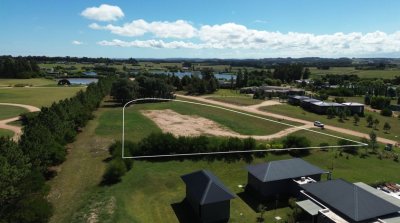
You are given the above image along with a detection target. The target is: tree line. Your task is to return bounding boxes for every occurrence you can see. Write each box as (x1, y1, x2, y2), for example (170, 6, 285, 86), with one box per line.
(0, 56, 40, 78)
(0, 77, 114, 222)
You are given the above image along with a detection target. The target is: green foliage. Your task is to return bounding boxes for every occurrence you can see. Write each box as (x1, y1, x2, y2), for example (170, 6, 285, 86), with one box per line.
(380, 108, 393, 117)
(383, 122, 391, 133)
(0, 56, 40, 78)
(282, 135, 311, 156)
(353, 114, 360, 125)
(110, 79, 139, 104)
(102, 159, 127, 185)
(370, 96, 391, 109)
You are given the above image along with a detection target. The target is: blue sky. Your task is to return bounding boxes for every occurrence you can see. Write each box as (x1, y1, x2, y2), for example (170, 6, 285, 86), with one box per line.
(1, 0, 400, 58)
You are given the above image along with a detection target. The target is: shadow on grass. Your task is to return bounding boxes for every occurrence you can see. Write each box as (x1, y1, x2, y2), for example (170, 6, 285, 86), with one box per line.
(171, 199, 201, 223)
(238, 188, 290, 212)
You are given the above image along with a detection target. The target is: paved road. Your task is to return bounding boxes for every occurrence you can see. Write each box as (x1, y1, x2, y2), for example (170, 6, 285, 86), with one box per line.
(177, 94, 397, 145)
(0, 103, 40, 141)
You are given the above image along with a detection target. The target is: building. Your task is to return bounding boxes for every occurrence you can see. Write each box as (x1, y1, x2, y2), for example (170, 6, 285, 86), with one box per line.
(246, 158, 328, 198)
(288, 95, 311, 105)
(239, 86, 305, 96)
(181, 170, 235, 223)
(299, 179, 400, 223)
(308, 101, 345, 115)
(342, 102, 365, 115)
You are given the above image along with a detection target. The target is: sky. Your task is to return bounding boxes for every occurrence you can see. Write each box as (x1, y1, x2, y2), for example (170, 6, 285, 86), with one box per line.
(1, 0, 400, 58)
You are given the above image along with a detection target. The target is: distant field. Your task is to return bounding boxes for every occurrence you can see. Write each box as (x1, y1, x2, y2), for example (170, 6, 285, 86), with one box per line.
(0, 87, 85, 107)
(0, 78, 57, 87)
(309, 67, 400, 79)
(0, 105, 28, 120)
(261, 104, 400, 141)
(0, 128, 14, 138)
(208, 96, 263, 106)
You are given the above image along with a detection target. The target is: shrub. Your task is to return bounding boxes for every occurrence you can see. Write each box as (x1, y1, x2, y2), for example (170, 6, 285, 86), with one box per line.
(283, 136, 311, 156)
(380, 108, 393, 117)
(102, 159, 127, 185)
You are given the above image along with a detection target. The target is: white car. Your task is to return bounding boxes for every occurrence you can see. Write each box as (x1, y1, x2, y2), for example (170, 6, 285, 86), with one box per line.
(314, 121, 324, 128)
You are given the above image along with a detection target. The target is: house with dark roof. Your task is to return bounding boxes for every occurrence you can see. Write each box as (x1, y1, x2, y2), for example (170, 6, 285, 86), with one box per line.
(181, 170, 235, 223)
(288, 95, 310, 105)
(342, 102, 365, 115)
(299, 179, 400, 223)
(308, 101, 345, 115)
(245, 158, 328, 198)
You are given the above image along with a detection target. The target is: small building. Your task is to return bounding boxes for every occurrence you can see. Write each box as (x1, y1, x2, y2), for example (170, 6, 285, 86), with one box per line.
(299, 179, 400, 223)
(246, 158, 328, 198)
(181, 170, 235, 223)
(288, 95, 310, 105)
(308, 101, 344, 115)
(342, 102, 365, 115)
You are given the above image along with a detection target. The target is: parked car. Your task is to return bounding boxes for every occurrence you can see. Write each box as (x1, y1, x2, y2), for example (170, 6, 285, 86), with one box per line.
(314, 121, 324, 128)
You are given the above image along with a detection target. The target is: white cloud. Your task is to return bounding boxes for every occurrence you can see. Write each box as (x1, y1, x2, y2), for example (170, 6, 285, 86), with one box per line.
(92, 19, 400, 57)
(90, 19, 197, 38)
(72, 40, 83, 45)
(81, 4, 124, 22)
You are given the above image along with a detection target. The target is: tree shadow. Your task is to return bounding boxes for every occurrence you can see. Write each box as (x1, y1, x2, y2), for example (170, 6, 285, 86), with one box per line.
(170, 199, 201, 223)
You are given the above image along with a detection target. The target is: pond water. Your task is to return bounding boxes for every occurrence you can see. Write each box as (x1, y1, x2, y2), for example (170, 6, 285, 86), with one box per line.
(57, 78, 98, 85)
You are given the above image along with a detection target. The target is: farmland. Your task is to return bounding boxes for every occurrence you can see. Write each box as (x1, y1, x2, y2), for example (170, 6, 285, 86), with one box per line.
(0, 78, 57, 87)
(309, 66, 400, 79)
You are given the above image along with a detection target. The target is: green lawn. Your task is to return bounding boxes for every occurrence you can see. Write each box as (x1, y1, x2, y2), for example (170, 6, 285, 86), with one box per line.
(261, 104, 400, 141)
(96, 101, 300, 140)
(309, 67, 400, 79)
(0, 104, 28, 119)
(0, 128, 14, 138)
(208, 96, 264, 106)
(0, 87, 85, 107)
(0, 78, 57, 87)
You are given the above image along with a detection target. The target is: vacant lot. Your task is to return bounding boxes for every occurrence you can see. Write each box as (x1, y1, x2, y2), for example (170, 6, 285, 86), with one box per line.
(309, 67, 400, 79)
(0, 78, 57, 87)
(96, 101, 300, 142)
(0, 87, 85, 107)
(261, 104, 400, 141)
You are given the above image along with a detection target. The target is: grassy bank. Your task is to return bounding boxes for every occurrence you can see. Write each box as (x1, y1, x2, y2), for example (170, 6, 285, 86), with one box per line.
(0, 104, 28, 119)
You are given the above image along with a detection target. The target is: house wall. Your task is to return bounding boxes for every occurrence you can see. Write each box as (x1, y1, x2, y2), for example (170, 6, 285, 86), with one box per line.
(346, 105, 364, 115)
(200, 201, 231, 223)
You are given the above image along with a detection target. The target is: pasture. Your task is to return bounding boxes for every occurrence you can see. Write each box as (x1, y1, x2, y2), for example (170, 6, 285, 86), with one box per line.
(309, 67, 400, 79)
(0, 86, 85, 107)
(0, 128, 14, 137)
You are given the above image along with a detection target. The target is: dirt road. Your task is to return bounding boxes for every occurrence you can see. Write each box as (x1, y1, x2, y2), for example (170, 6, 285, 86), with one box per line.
(177, 94, 397, 145)
(0, 103, 40, 141)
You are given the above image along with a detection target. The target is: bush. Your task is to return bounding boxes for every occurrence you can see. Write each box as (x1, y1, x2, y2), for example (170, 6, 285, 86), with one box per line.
(282, 135, 311, 156)
(102, 159, 127, 185)
(370, 96, 391, 109)
(380, 108, 393, 117)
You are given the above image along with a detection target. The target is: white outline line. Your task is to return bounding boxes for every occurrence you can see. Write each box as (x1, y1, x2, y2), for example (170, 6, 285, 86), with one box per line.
(122, 98, 368, 159)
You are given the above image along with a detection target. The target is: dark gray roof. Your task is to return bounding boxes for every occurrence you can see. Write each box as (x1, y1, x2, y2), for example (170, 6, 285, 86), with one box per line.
(301, 179, 400, 222)
(246, 158, 327, 182)
(181, 170, 235, 205)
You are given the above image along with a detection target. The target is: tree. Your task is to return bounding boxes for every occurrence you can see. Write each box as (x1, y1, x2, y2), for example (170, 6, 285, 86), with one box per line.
(283, 135, 311, 156)
(380, 108, 393, 117)
(102, 158, 127, 185)
(364, 94, 371, 105)
(383, 122, 391, 133)
(373, 118, 380, 130)
(369, 131, 378, 153)
(353, 114, 360, 126)
(366, 115, 374, 128)
(110, 79, 139, 104)
(326, 107, 335, 119)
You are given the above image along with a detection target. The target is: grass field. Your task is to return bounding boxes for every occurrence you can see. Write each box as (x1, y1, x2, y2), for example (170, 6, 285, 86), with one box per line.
(0, 104, 28, 119)
(0, 87, 85, 107)
(0, 128, 14, 137)
(261, 104, 400, 141)
(95, 101, 300, 140)
(0, 78, 57, 87)
(207, 96, 264, 106)
(309, 67, 400, 79)
(49, 99, 400, 223)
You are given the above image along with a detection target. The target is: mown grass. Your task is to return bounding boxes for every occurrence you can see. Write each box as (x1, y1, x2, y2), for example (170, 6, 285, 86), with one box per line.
(51, 100, 400, 223)
(95, 101, 299, 138)
(309, 67, 400, 79)
(0, 87, 85, 107)
(0, 128, 14, 137)
(0, 104, 28, 119)
(261, 104, 400, 141)
(208, 96, 263, 106)
(0, 78, 57, 87)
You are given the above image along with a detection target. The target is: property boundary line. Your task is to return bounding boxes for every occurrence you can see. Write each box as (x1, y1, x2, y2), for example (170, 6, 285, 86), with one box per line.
(122, 98, 368, 159)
